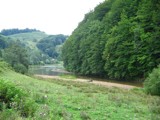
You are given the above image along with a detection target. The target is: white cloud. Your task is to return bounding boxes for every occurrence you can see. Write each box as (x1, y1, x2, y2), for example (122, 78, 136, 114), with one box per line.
(0, 0, 104, 35)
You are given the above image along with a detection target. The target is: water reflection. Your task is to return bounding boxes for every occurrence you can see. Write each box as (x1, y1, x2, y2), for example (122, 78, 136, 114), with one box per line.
(29, 64, 71, 76)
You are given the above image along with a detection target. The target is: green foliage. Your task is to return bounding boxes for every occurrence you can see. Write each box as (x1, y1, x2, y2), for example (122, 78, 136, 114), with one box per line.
(27, 48, 54, 65)
(37, 34, 68, 58)
(13, 63, 28, 74)
(0, 79, 37, 117)
(2, 43, 29, 74)
(0, 61, 11, 72)
(144, 66, 160, 96)
(62, 17, 105, 76)
(8, 31, 48, 43)
(0, 109, 21, 120)
(0, 80, 25, 108)
(8, 31, 54, 65)
(62, 0, 160, 80)
(6, 31, 67, 65)
(1, 28, 39, 36)
(0, 35, 8, 49)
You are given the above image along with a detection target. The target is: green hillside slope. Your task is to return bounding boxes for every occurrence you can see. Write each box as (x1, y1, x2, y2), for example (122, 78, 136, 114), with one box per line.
(0, 61, 159, 119)
(8, 31, 48, 49)
(7, 32, 52, 65)
(9, 31, 48, 41)
(37, 34, 68, 59)
(8, 31, 67, 64)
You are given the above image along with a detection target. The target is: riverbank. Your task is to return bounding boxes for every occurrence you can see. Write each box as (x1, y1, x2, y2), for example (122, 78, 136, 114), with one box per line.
(30, 64, 143, 87)
(35, 74, 138, 90)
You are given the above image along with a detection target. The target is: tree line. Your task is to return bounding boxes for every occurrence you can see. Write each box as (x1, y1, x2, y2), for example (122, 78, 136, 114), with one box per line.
(62, 0, 160, 81)
(1, 28, 40, 36)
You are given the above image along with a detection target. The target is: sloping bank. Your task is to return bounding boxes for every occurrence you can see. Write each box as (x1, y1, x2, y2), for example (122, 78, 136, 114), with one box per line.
(0, 61, 160, 119)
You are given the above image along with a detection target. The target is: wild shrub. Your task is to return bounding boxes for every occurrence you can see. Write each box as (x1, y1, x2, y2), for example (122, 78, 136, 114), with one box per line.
(3, 44, 29, 74)
(0, 61, 11, 72)
(13, 63, 28, 74)
(0, 79, 37, 117)
(144, 66, 160, 96)
(0, 109, 20, 120)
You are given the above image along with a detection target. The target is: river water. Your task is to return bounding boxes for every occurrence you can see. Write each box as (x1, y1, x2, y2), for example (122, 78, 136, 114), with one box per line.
(29, 64, 71, 76)
(29, 64, 143, 87)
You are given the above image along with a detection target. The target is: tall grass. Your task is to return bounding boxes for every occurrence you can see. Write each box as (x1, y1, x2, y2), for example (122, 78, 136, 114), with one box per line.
(0, 79, 37, 119)
(0, 65, 159, 119)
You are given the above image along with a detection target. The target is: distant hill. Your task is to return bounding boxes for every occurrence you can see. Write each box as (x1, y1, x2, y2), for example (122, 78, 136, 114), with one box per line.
(5, 30, 67, 64)
(8, 31, 48, 41)
(37, 34, 68, 59)
(1, 28, 40, 36)
(0, 31, 50, 65)
(8, 31, 48, 49)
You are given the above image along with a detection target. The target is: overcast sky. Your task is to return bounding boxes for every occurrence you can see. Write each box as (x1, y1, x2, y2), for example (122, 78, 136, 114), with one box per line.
(0, 0, 104, 35)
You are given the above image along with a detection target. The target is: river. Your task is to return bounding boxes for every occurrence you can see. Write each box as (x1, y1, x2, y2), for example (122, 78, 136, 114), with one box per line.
(29, 64, 71, 76)
(29, 64, 143, 87)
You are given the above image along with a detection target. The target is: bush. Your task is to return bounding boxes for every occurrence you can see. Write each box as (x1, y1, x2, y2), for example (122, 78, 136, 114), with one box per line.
(0, 79, 37, 117)
(0, 109, 20, 120)
(0, 61, 11, 72)
(144, 66, 160, 96)
(13, 63, 28, 74)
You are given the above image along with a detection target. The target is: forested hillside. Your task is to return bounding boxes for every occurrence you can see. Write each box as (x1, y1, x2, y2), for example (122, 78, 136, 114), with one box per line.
(62, 0, 160, 81)
(1, 29, 68, 65)
(37, 34, 68, 59)
(6, 31, 52, 65)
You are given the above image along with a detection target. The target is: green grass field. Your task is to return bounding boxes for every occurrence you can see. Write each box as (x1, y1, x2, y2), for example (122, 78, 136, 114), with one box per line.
(0, 67, 160, 120)
(9, 31, 48, 41)
(9, 31, 48, 49)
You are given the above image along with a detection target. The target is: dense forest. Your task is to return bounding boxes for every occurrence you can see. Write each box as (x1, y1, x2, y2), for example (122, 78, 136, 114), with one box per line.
(62, 0, 160, 81)
(1, 28, 40, 36)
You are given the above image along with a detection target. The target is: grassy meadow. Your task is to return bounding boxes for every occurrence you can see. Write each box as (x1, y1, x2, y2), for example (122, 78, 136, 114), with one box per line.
(0, 67, 160, 120)
(9, 31, 48, 49)
(9, 31, 48, 41)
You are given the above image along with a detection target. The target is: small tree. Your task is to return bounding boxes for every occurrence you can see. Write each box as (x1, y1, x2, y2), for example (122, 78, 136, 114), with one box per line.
(3, 43, 29, 74)
(144, 65, 160, 96)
